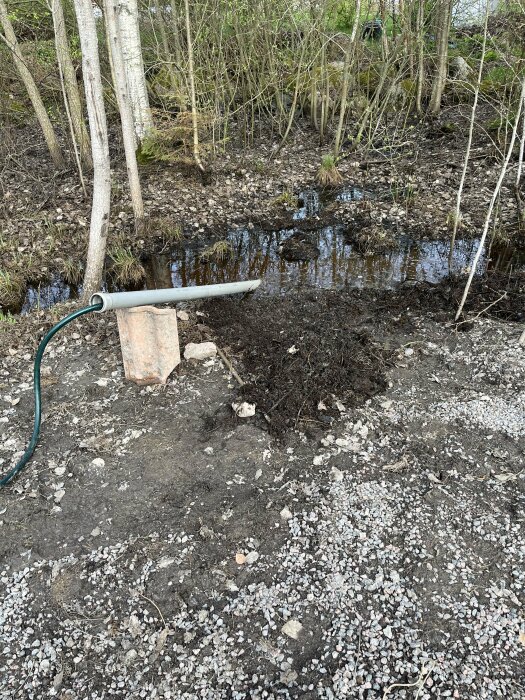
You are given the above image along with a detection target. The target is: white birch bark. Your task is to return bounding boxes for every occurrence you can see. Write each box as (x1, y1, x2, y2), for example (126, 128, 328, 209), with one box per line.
(0, 0, 64, 168)
(73, 0, 112, 300)
(429, 0, 453, 114)
(455, 77, 525, 321)
(51, 0, 92, 169)
(104, 0, 144, 228)
(116, 0, 152, 142)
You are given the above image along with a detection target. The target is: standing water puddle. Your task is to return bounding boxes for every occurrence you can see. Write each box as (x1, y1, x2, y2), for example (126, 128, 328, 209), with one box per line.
(293, 186, 372, 220)
(142, 228, 518, 295)
(17, 185, 524, 312)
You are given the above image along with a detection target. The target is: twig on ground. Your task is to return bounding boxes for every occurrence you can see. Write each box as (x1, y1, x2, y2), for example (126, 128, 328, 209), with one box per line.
(454, 291, 508, 328)
(216, 346, 245, 387)
(382, 661, 435, 699)
(137, 592, 166, 628)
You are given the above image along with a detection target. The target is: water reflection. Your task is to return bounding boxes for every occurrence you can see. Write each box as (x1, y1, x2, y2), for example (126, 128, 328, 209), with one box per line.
(21, 278, 77, 313)
(293, 186, 373, 220)
(143, 227, 513, 296)
(19, 228, 524, 313)
(336, 188, 374, 202)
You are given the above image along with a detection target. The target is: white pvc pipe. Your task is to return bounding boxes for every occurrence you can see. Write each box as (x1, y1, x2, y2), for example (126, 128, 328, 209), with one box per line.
(91, 279, 261, 312)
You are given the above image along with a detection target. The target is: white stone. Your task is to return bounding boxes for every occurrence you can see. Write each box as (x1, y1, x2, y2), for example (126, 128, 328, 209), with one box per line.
(232, 401, 256, 418)
(184, 342, 217, 361)
(281, 620, 303, 639)
(245, 551, 259, 564)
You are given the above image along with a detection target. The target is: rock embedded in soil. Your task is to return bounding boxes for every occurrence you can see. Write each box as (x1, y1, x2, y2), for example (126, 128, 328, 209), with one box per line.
(184, 341, 218, 361)
(282, 620, 303, 639)
(232, 401, 256, 418)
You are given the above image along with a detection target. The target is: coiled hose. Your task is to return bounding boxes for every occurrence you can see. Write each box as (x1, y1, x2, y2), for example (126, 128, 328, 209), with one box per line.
(0, 302, 102, 487)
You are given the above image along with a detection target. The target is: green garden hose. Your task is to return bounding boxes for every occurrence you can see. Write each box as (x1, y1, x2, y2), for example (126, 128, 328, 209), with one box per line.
(0, 302, 103, 487)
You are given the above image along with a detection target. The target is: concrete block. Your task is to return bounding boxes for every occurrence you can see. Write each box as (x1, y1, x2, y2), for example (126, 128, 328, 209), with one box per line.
(116, 306, 180, 385)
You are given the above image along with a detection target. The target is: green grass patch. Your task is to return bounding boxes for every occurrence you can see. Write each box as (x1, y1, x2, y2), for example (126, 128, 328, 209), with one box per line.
(108, 248, 145, 286)
(317, 154, 343, 187)
(200, 240, 233, 263)
(0, 270, 24, 309)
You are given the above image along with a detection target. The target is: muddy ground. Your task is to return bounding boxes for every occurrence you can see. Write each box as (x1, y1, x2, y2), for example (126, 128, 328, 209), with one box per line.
(1, 279, 525, 699)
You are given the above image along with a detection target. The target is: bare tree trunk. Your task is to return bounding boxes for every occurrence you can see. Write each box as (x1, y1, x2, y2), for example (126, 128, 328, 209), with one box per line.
(429, 0, 453, 114)
(183, 0, 205, 171)
(52, 0, 92, 169)
(117, 0, 152, 142)
(169, 0, 184, 67)
(415, 0, 425, 114)
(0, 0, 64, 168)
(455, 77, 525, 321)
(334, 0, 362, 156)
(55, 29, 87, 197)
(379, 0, 389, 58)
(104, 0, 144, 229)
(73, 0, 111, 300)
(449, 0, 490, 269)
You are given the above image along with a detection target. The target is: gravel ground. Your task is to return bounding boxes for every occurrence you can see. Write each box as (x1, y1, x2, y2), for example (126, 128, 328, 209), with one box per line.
(1, 297, 525, 699)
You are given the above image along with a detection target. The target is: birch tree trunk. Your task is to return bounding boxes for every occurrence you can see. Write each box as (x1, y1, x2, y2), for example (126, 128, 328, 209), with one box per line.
(73, 0, 111, 300)
(117, 0, 152, 142)
(415, 0, 425, 114)
(0, 0, 64, 168)
(51, 0, 92, 169)
(455, 77, 525, 321)
(104, 0, 144, 228)
(183, 0, 204, 171)
(334, 0, 362, 156)
(429, 0, 453, 114)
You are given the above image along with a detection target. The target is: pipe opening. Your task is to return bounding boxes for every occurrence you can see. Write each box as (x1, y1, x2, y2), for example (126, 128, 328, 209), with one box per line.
(90, 293, 106, 311)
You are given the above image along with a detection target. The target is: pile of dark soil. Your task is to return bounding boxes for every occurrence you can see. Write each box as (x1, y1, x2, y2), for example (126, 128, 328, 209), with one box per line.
(205, 271, 523, 436)
(206, 290, 391, 436)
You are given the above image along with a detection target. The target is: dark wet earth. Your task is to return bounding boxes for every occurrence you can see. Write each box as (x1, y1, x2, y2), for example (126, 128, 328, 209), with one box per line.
(19, 186, 525, 313)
